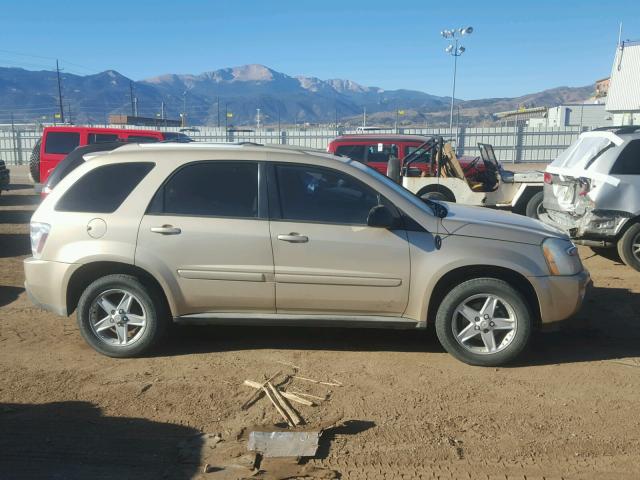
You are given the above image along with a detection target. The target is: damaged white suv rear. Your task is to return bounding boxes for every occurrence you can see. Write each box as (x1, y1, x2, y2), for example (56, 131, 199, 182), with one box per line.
(541, 127, 640, 270)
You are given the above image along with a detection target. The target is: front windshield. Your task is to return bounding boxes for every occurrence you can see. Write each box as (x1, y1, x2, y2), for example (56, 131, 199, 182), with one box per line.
(347, 158, 438, 215)
(551, 136, 613, 170)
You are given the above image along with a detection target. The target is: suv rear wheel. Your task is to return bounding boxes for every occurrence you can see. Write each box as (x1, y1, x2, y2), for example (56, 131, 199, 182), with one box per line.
(435, 278, 532, 366)
(617, 223, 640, 272)
(77, 274, 168, 357)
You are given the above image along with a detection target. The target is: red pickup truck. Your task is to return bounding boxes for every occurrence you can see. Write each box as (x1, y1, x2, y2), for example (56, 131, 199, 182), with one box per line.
(30, 126, 189, 185)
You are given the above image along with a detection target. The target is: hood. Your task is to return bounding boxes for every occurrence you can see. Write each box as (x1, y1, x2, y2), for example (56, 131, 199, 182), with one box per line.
(440, 203, 566, 245)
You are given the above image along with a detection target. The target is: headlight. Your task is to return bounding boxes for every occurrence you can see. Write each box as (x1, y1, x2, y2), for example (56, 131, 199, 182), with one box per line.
(542, 237, 582, 276)
(30, 222, 51, 259)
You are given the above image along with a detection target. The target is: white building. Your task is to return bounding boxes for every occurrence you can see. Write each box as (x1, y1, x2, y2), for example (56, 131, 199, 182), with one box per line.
(606, 40, 640, 125)
(545, 103, 612, 128)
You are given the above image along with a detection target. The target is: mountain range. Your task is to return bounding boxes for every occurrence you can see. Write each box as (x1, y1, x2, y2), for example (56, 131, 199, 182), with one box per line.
(0, 64, 594, 126)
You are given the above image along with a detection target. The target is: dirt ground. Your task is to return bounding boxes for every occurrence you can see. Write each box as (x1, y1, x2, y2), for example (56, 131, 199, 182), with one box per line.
(1, 165, 639, 480)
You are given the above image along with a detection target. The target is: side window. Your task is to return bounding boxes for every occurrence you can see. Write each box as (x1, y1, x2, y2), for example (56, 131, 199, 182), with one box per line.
(44, 132, 80, 154)
(275, 164, 383, 225)
(88, 133, 119, 144)
(610, 140, 640, 175)
(365, 144, 398, 164)
(335, 145, 366, 162)
(149, 162, 259, 218)
(56, 163, 154, 213)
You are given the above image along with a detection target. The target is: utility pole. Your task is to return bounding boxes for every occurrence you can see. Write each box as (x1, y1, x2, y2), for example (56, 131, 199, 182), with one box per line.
(161, 101, 165, 120)
(129, 81, 135, 117)
(56, 60, 65, 124)
(182, 91, 187, 127)
(67, 102, 72, 124)
(217, 96, 220, 128)
(277, 107, 281, 132)
(256, 108, 261, 129)
(225, 103, 229, 131)
(10, 112, 18, 164)
(363, 106, 367, 128)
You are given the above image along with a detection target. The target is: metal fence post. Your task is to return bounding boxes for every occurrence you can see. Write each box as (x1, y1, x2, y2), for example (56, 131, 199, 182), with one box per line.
(16, 131, 23, 165)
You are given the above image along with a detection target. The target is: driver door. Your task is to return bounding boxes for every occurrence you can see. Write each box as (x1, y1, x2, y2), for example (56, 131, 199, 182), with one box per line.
(268, 163, 411, 315)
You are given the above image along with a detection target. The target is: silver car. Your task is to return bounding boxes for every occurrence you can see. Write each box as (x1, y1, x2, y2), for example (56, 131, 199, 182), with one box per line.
(541, 126, 640, 270)
(24, 143, 589, 366)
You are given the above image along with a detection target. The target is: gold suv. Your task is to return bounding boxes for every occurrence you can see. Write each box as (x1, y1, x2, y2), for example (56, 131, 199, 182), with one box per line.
(25, 143, 590, 365)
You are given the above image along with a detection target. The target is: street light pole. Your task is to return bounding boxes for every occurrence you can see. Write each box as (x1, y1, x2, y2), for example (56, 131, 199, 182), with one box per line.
(448, 38, 458, 135)
(441, 27, 472, 146)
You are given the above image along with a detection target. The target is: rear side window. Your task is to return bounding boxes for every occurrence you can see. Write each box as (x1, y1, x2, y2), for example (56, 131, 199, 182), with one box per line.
(44, 132, 80, 154)
(335, 145, 366, 162)
(148, 162, 259, 218)
(56, 163, 154, 213)
(365, 144, 398, 164)
(88, 133, 119, 144)
(610, 140, 640, 175)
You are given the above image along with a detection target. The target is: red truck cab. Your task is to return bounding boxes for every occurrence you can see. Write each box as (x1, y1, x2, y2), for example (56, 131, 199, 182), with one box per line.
(327, 134, 484, 177)
(30, 126, 185, 185)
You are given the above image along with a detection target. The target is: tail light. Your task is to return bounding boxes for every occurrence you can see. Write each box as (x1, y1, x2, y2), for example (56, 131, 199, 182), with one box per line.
(30, 222, 51, 258)
(40, 185, 52, 198)
(543, 172, 552, 184)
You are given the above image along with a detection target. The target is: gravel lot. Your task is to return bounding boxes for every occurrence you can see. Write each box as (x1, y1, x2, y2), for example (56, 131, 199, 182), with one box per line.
(1, 166, 639, 479)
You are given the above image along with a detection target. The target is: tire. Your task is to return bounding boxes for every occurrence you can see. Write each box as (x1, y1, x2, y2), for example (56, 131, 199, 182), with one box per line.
(525, 191, 545, 219)
(419, 186, 455, 202)
(617, 222, 640, 272)
(435, 278, 532, 366)
(29, 139, 41, 183)
(590, 247, 621, 263)
(76, 274, 169, 358)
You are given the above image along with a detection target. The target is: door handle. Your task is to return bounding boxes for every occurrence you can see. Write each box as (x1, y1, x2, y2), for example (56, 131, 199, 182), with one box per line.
(150, 225, 182, 235)
(277, 233, 308, 243)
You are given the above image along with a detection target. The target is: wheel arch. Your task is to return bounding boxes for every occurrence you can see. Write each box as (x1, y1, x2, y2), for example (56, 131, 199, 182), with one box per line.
(417, 184, 456, 202)
(66, 261, 174, 317)
(512, 185, 542, 213)
(426, 265, 541, 328)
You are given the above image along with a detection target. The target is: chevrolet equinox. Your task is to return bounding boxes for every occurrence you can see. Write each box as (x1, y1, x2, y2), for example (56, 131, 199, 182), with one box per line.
(24, 143, 590, 366)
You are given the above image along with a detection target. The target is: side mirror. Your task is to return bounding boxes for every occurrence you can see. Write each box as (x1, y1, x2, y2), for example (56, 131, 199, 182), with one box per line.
(367, 205, 396, 229)
(386, 155, 401, 183)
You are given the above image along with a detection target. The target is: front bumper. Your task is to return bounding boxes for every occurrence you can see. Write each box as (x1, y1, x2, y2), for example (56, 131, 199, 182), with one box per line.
(23, 257, 80, 316)
(529, 269, 591, 327)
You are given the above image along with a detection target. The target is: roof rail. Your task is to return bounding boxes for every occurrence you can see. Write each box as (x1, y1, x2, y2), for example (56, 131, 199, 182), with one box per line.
(592, 125, 640, 134)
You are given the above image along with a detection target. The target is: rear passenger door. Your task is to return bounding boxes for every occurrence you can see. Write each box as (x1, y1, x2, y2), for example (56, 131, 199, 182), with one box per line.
(136, 161, 275, 316)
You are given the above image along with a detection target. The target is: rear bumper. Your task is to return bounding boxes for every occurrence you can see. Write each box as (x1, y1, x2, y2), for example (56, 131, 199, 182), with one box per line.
(539, 210, 622, 247)
(23, 257, 80, 316)
(529, 270, 591, 327)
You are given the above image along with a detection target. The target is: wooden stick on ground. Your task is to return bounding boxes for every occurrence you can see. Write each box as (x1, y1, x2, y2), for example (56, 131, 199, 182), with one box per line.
(293, 375, 343, 387)
(243, 380, 314, 406)
(267, 381, 302, 425)
(287, 390, 328, 402)
(241, 371, 281, 410)
(261, 385, 295, 427)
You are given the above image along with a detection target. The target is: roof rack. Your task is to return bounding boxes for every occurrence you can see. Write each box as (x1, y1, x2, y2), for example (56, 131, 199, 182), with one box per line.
(593, 125, 640, 134)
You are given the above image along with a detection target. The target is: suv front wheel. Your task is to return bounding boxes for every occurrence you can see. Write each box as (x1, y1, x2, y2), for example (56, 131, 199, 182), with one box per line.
(435, 278, 532, 366)
(77, 274, 168, 357)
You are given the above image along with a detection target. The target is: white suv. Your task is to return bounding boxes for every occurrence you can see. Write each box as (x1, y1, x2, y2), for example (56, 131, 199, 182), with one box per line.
(25, 143, 590, 366)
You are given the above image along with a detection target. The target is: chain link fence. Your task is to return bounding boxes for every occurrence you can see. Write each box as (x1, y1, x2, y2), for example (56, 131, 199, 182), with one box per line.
(0, 124, 586, 166)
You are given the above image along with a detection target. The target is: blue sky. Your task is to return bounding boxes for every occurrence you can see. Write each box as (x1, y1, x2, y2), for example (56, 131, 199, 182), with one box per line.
(1, 0, 639, 99)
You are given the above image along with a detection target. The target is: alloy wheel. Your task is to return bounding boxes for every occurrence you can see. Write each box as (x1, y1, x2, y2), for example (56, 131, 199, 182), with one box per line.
(451, 293, 517, 355)
(89, 289, 147, 347)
